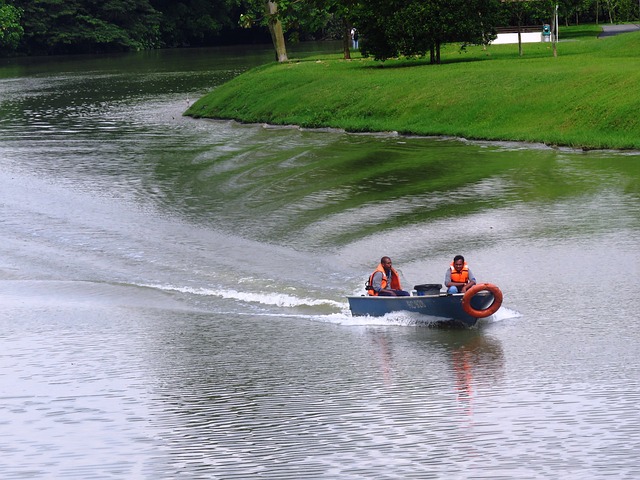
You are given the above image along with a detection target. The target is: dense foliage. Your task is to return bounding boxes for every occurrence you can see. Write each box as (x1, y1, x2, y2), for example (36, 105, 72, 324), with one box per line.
(0, 0, 23, 53)
(0, 0, 638, 57)
(7, 0, 160, 54)
(355, 0, 503, 62)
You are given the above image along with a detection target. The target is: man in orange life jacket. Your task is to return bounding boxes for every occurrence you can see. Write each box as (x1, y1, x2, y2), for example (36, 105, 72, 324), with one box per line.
(368, 256, 410, 296)
(445, 255, 476, 294)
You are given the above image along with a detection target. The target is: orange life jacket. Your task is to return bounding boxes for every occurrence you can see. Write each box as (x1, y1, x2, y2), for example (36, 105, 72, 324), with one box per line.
(367, 264, 402, 296)
(450, 262, 470, 284)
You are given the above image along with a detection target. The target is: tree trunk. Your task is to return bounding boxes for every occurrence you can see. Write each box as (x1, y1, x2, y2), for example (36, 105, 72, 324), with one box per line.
(516, 8, 524, 56)
(605, 0, 614, 23)
(343, 18, 351, 60)
(518, 29, 522, 56)
(265, 1, 288, 62)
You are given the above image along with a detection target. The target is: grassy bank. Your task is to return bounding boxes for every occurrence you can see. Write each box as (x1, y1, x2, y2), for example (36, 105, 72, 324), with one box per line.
(186, 26, 640, 150)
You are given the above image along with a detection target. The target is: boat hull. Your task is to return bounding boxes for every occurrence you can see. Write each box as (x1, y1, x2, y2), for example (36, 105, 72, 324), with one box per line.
(347, 292, 496, 327)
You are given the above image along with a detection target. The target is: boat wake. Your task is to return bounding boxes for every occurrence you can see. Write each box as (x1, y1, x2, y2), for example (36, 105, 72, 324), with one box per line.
(133, 283, 522, 327)
(136, 282, 346, 309)
(484, 306, 522, 323)
(326, 305, 523, 328)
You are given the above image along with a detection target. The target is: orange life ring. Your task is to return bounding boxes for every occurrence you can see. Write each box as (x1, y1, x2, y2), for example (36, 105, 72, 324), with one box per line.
(461, 283, 503, 318)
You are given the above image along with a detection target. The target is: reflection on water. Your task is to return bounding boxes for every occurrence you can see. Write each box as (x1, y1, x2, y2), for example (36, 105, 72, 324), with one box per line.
(1, 45, 640, 478)
(450, 332, 504, 421)
(140, 321, 509, 478)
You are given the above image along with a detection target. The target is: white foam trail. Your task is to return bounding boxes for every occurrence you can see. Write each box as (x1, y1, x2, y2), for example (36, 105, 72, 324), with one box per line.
(484, 306, 522, 323)
(137, 283, 346, 308)
(136, 283, 522, 327)
(318, 310, 450, 327)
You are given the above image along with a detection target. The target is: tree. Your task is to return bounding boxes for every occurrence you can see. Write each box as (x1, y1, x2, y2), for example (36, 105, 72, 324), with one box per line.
(356, 0, 500, 63)
(240, 0, 345, 62)
(598, 0, 640, 22)
(353, 0, 397, 61)
(11, 0, 161, 55)
(265, 1, 288, 61)
(0, 0, 23, 54)
(240, 1, 288, 62)
(501, 0, 557, 56)
(150, 0, 239, 47)
(560, 0, 592, 24)
(316, 0, 359, 60)
(503, 0, 529, 56)
(7, 0, 344, 57)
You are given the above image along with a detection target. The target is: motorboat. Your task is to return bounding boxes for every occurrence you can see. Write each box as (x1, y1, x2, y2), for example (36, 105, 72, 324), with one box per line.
(347, 283, 503, 327)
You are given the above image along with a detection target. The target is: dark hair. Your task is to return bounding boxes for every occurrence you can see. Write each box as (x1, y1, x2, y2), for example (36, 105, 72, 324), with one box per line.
(453, 255, 465, 263)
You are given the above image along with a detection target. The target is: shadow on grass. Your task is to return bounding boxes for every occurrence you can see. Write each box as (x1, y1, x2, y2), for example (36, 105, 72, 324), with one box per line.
(561, 25, 602, 40)
(359, 54, 493, 69)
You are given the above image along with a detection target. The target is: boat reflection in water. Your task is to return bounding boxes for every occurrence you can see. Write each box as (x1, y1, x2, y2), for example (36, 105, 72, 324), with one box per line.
(368, 327, 505, 397)
(447, 332, 505, 416)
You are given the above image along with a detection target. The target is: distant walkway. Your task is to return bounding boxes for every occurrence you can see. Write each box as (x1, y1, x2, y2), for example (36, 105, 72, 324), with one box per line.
(598, 23, 640, 38)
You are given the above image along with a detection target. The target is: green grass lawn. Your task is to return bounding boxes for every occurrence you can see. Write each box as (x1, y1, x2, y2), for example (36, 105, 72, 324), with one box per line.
(186, 26, 640, 150)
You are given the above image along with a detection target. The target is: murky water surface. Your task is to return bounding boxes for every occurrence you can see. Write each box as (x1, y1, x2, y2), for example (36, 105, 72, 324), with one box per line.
(1, 44, 639, 479)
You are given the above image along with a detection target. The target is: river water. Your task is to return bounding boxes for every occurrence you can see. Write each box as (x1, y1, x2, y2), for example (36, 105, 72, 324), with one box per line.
(1, 44, 639, 479)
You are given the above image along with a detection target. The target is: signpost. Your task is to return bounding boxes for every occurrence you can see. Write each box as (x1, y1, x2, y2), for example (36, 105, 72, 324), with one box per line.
(552, 4, 558, 57)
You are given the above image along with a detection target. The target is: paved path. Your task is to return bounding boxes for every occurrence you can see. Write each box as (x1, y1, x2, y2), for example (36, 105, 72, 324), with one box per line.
(598, 23, 640, 38)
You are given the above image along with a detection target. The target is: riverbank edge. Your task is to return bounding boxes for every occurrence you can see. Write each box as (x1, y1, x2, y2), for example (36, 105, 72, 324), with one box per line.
(196, 117, 611, 155)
